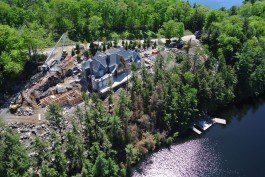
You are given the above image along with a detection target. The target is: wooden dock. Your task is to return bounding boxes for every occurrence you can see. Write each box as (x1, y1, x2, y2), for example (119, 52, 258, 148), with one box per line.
(212, 118, 226, 125)
(192, 126, 202, 134)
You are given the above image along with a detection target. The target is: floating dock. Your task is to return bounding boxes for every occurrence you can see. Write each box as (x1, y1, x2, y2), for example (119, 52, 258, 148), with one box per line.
(192, 126, 202, 135)
(212, 118, 226, 124)
(192, 118, 227, 134)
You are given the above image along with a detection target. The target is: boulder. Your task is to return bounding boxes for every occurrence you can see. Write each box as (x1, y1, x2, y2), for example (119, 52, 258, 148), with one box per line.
(16, 107, 34, 116)
(56, 85, 67, 94)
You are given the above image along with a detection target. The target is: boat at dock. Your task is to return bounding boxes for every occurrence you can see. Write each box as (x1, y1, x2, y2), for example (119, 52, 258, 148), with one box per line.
(192, 118, 226, 134)
(198, 120, 213, 131)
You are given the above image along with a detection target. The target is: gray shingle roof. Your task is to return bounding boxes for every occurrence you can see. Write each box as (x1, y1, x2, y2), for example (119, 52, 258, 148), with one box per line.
(109, 53, 117, 66)
(92, 54, 107, 71)
(92, 60, 100, 72)
(117, 50, 133, 61)
(87, 47, 140, 76)
(133, 51, 140, 62)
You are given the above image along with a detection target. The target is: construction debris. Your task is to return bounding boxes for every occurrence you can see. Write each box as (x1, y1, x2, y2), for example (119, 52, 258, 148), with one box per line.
(16, 107, 34, 116)
(8, 122, 51, 148)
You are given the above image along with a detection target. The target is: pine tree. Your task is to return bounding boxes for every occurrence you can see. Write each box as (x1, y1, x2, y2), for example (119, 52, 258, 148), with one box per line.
(117, 91, 132, 143)
(103, 43, 106, 52)
(114, 40, 118, 48)
(32, 136, 49, 172)
(81, 159, 94, 177)
(41, 163, 59, 177)
(71, 49, 75, 57)
(108, 91, 114, 114)
(153, 41, 157, 49)
(93, 152, 108, 177)
(52, 145, 67, 176)
(0, 128, 30, 176)
(65, 123, 84, 175)
(125, 41, 128, 50)
(46, 104, 65, 143)
(147, 37, 151, 48)
(108, 115, 122, 148)
(143, 42, 147, 50)
(90, 41, 96, 56)
(76, 44, 80, 54)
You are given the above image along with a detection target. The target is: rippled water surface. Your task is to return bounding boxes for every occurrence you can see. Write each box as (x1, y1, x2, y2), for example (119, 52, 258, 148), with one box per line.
(133, 98, 265, 177)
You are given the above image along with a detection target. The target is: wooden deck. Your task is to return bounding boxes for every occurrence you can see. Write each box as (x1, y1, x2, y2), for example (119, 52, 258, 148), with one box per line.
(99, 74, 131, 94)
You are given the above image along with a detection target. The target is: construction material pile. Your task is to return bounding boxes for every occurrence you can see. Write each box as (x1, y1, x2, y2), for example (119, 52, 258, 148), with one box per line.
(8, 122, 51, 149)
(16, 107, 34, 116)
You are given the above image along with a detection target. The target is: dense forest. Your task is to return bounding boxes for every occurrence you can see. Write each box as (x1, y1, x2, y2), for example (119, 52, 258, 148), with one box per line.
(0, 0, 264, 93)
(0, 0, 265, 176)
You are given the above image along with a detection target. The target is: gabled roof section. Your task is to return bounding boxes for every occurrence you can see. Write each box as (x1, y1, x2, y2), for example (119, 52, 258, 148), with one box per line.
(94, 51, 103, 57)
(117, 50, 133, 61)
(132, 51, 140, 62)
(109, 53, 118, 66)
(92, 60, 101, 72)
(92, 53, 108, 72)
(105, 48, 120, 55)
(89, 48, 140, 74)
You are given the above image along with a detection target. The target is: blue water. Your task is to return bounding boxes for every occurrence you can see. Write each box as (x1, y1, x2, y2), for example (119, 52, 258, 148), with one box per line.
(188, 0, 243, 9)
(134, 98, 265, 177)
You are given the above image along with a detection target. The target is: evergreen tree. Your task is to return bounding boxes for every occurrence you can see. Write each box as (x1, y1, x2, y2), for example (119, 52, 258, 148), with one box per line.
(125, 41, 128, 50)
(65, 123, 84, 175)
(108, 91, 114, 114)
(52, 145, 67, 176)
(93, 152, 108, 177)
(0, 128, 30, 176)
(76, 44, 80, 54)
(114, 40, 118, 48)
(117, 91, 132, 143)
(90, 41, 96, 56)
(81, 159, 94, 177)
(46, 104, 65, 143)
(32, 136, 49, 172)
(153, 41, 157, 49)
(71, 49, 75, 57)
(41, 163, 59, 177)
(103, 43, 106, 52)
(108, 115, 122, 148)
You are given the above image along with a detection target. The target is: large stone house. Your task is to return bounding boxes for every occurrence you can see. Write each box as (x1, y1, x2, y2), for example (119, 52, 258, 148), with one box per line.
(82, 47, 141, 91)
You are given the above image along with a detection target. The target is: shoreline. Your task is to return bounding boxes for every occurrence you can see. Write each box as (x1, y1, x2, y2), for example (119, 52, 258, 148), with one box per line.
(131, 92, 265, 175)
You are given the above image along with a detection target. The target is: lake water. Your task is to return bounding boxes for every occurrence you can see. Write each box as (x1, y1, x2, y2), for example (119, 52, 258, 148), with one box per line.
(133, 96, 265, 177)
(188, 0, 243, 9)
